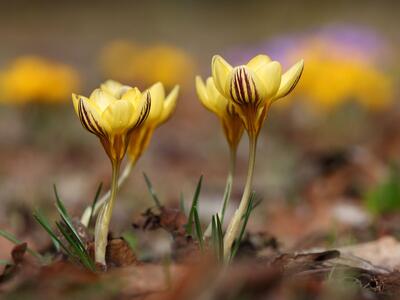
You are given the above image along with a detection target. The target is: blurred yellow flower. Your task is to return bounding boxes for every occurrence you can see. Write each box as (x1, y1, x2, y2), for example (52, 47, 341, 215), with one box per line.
(99, 40, 195, 88)
(0, 55, 79, 104)
(286, 40, 394, 112)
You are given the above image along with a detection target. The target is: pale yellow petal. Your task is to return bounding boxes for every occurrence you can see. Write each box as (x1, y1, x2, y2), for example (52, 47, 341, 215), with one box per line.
(101, 79, 131, 99)
(101, 100, 135, 134)
(89, 88, 116, 112)
(146, 82, 165, 124)
(72, 93, 83, 115)
(253, 61, 282, 99)
(158, 85, 179, 125)
(206, 77, 228, 117)
(195, 76, 214, 111)
(211, 55, 233, 96)
(246, 54, 271, 71)
(273, 59, 304, 100)
(121, 87, 142, 104)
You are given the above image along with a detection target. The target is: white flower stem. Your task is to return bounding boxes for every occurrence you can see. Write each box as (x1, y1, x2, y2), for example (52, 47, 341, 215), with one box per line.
(223, 134, 257, 260)
(94, 160, 120, 266)
(80, 160, 134, 227)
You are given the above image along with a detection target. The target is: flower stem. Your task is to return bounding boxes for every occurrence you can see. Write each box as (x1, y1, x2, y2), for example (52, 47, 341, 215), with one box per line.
(80, 160, 134, 227)
(223, 133, 257, 260)
(94, 160, 120, 266)
(204, 146, 236, 238)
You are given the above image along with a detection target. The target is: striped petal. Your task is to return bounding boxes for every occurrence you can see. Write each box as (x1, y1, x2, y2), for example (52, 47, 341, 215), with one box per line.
(229, 66, 263, 106)
(146, 82, 165, 124)
(76, 96, 108, 137)
(273, 59, 304, 100)
(134, 91, 151, 128)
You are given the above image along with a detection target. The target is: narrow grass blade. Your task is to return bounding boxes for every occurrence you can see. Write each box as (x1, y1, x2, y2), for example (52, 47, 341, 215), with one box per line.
(0, 259, 10, 265)
(186, 175, 203, 235)
(215, 215, 224, 262)
(33, 211, 73, 258)
(53, 185, 86, 252)
(88, 182, 103, 226)
(230, 191, 256, 261)
(211, 216, 217, 256)
(55, 222, 95, 271)
(193, 207, 203, 251)
(0, 229, 43, 261)
(143, 172, 162, 209)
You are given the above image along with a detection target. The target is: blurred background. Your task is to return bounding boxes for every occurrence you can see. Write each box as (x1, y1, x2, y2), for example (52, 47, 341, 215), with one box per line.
(0, 0, 399, 256)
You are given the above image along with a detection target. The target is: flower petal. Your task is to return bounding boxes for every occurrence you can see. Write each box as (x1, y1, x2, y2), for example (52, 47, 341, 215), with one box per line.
(246, 54, 271, 71)
(89, 88, 116, 112)
(206, 77, 228, 117)
(211, 55, 233, 96)
(76, 95, 108, 137)
(146, 82, 165, 124)
(195, 76, 214, 111)
(253, 61, 282, 99)
(101, 80, 131, 99)
(273, 59, 304, 100)
(101, 99, 135, 134)
(158, 85, 179, 125)
(134, 91, 151, 128)
(229, 67, 263, 105)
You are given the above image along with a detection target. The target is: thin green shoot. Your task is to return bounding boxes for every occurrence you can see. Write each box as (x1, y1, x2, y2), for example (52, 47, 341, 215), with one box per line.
(0, 229, 44, 261)
(186, 175, 203, 235)
(193, 206, 203, 251)
(143, 172, 162, 209)
(88, 182, 103, 226)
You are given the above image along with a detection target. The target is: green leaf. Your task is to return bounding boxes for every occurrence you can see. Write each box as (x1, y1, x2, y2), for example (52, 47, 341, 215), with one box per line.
(0, 259, 10, 265)
(143, 173, 162, 208)
(215, 214, 223, 262)
(122, 231, 137, 252)
(0, 229, 43, 261)
(89, 182, 103, 226)
(55, 221, 95, 271)
(193, 207, 203, 251)
(33, 211, 73, 258)
(211, 215, 223, 262)
(211, 216, 218, 255)
(230, 191, 256, 262)
(186, 175, 203, 235)
(53, 185, 86, 253)
(364, 166, 400, 215)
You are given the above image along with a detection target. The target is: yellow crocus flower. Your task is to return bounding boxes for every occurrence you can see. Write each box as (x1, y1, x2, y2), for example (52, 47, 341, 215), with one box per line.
(211, 54, 304, 260)
(212, 55, 303, 136)
(72, 82, 151, 266)
(72, 83, 150, 162)
(80, 81, 179, 240)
